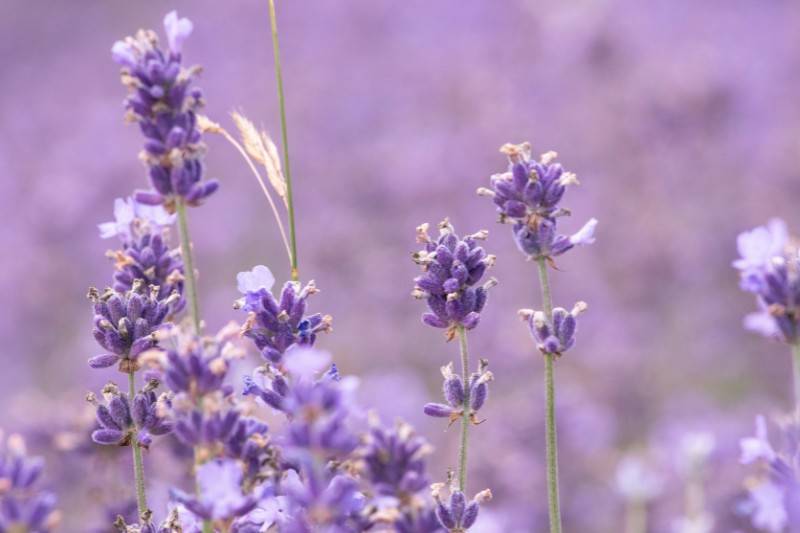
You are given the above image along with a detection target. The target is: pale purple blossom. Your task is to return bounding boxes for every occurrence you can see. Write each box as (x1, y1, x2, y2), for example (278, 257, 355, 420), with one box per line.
(733, 219, 788, 272)
(236, 265, 276, 294)
(163, 11, 194, 54)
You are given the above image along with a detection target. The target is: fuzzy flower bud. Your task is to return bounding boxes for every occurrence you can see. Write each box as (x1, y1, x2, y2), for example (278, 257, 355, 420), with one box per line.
(431, 483, 492, 531)
(519, 302, 587, 356)
(412, 219, 496, 338)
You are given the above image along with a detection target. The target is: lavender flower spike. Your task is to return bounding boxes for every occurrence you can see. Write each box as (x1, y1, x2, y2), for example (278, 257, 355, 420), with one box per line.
(519, 301, 588, 356)
(112, 12, 218, 211)
(236, 265, 332, 363)
(88, 382, 171, 449)
(424, 360, 493, 425)
(431, 482, 492, 532)
(412, 219, 497, 339)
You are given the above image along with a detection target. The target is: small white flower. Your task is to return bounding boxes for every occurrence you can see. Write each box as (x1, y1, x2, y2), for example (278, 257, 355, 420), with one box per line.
(733, 219, 787, 271)
(98, 198, 136, 239)
(236, 265, 276, 294)
(740, 415, 776, 464)
(163, 11, 194, 54)
(569, 218, 598, 246)
(111, 40, 136, 67)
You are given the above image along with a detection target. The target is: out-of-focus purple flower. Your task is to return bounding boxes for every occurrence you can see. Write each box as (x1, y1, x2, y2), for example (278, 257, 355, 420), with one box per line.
(614, 456, 664, 503)
(411, 220, 497, 337)
(430, 483, 491, 532)
(394, 506, 446, 533)
(171, 459, 258, 522)
(162, 11, 193, 55)
(481, 142, 597, 261)
(112, 14, 218, 210)
(733, 219, 788, 273)
(243, 349, 359, 459)
(89, 383, 171, 449)
(98, 198, 175, 241)
(88, 282, 179, 371)
(738, 414, 800, 531)
(361, 417, 431, 499)
(0, 433, 59, 532)
(518, 302, 588, 356)
(236, 267, 332, 364)
(423, 360, 493, 424)
(733, 221, 800, 343)
(280, 468, 367, 533)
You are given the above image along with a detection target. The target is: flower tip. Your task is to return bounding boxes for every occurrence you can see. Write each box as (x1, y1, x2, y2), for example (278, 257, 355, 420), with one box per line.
(236, 265, 276, 294)
(163, 10, 193, 54)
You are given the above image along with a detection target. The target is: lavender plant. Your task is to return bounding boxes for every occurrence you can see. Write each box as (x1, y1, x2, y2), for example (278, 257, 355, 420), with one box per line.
(481, 142, 597, 533)
(412, 219, 495, 530)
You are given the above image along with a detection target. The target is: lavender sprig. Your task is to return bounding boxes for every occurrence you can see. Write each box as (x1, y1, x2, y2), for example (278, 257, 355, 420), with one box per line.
(483, 141, 597, 533)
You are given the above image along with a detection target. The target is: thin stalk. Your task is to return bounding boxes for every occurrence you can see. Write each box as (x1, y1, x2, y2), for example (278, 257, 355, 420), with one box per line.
(457, 325, 471, 492)
(128, 371, 148, 517)
(624, 499, 647, 533)
(536, 258, 562, 533)
(267, 0, 299, 281)
(175, 199, 211, 533)
(792, 342, 800, 413)
(175, 198, 201, 334)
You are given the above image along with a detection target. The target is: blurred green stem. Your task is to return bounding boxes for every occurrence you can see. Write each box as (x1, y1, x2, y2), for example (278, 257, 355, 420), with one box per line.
(537, 258, 562, 533)
(175, 198, 201, 334)
(267, 0, 299, 281)
(457, 325, 471, 492)
(128, 371, 148, 517)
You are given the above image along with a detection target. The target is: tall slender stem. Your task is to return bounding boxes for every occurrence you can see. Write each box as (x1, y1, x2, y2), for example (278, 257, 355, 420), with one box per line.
(536, 258, 562, 533)
(128, 371, 148, 517)
(456, 325, 471, 492)
(791, 342, 800, 413)
(175, 198, 201, 335)
(175, 198, 212, 533)
(624, 499, 646, 533)
(267, 0, 299, 281)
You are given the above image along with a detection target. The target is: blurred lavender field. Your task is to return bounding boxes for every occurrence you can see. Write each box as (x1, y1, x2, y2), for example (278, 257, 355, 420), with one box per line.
(2, 0, 800, 531)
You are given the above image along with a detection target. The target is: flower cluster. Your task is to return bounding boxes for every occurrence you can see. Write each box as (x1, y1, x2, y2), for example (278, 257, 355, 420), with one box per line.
(430, 482, 492, 533)
(423, 361, 493, 424)
(100, 198, 185, 311)
(361, 418, 431, 499)
(0, 432, 59, 532)
(739, 415, 800, 532)
(237, 265, 333, 364)
(88, 281, 178, 371)
(518, 302, 588, 357)
(112, 11, 218, 210)
(89, 382, 172, 449)
(480, 142, 597, 261)
(733, 219, 800, 343)
(411, 220, 496, 337)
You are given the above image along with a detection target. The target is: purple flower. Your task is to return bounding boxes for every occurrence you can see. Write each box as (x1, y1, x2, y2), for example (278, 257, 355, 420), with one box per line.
(411, 220, 497, 337)
(481, 142, 597, 261)
(89, 383, 171, 449)
(98, 197, 175, 241)
(395, 506, 446, 533)
(112, 14, 218, 210)
(163, 11, 193, 55)
(361, 418, 431, 498)
(430, 483, 491, 532)
(733, 221, 800, 343)
(738, 414, 800, 531)
(236, 270, 332, 363)
(733, 219, 788, 273)
(243, 348, 359, 459)
(518, 301, 588, 356)
(480, 143, 578, 225)
(88, 282, 179, 371)
(423, 361, 493, 424)
(280, 469, 367, 533)
(172, 459, 258, 522)
(0, 433, 59, 532)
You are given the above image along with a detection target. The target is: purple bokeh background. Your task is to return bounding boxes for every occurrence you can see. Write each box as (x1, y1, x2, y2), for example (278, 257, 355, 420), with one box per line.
(2, 1, 800, 531)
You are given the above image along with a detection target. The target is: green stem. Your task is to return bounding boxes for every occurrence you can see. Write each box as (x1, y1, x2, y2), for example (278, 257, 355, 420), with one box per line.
(175, 199, 211, 533)
(625, 499, 647, 533)
(176, 198, 201, 334)
(128, 371, 148, 517)
(456, 325, 471, 492)
(267, 0, 299, 281)
(792, 342, 800, 414)
(537, 258, 562, 533)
